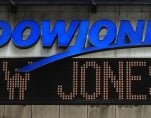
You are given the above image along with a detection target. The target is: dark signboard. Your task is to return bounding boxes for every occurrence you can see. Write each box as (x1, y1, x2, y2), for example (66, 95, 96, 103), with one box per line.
(0, 58, 151, 104)
(1, 0, 151, 4)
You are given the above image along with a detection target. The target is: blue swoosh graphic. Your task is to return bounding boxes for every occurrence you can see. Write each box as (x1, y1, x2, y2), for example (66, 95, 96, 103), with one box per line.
(18, 43, 150, 72)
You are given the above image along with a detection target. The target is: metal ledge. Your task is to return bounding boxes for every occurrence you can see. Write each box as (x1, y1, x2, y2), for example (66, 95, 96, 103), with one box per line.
(2, 0, 151, 5)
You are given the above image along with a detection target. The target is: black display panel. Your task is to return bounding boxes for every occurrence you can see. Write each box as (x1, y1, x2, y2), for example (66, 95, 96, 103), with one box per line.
(0, 58, 151, 104)
(1, 0, 151, 4)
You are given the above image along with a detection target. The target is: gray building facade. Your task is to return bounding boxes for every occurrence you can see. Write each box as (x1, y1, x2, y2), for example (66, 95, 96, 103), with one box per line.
(0, 4, 150, 118)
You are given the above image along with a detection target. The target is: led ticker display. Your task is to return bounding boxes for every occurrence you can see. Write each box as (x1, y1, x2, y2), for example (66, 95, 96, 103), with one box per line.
(0, 58, 151, 104)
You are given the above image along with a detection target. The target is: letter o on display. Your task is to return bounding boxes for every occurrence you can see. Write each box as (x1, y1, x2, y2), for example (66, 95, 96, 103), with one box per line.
(89, 19, 117, 48)
(0, 20, 12, 47)
(12, 20, 40, 48)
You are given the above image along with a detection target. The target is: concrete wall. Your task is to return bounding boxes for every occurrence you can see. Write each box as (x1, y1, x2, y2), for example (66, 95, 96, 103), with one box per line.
(0, 4, 151, 118)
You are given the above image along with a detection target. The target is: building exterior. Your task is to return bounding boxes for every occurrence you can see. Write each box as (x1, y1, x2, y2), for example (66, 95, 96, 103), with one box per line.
(0, 0, 151, 118)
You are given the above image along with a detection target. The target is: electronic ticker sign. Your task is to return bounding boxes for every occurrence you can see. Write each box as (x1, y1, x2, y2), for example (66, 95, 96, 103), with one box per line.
(0, 58, 151, 105)
(0, 19, 151, 104)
